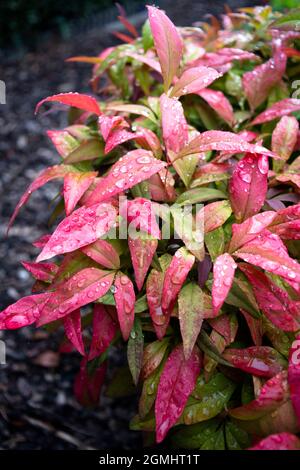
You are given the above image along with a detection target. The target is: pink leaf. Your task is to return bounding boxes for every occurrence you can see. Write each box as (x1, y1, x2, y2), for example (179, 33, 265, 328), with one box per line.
(268, 203, 300, 240)
(272, 115, 299, 161)
(155, 344, 201, 443)
(8, 165, 76, 229)
(229, 153, 269, 221)
(63, 309, 85, 356)
(128, 235, 158, 291)
(21, 261, 58, 282)
(105, 128, 140, 154)
(240, 309, 263, 346)
(194, 48, 258, 68)
(146, 265, 169, 340)
(133, 127, 163, 158)
(242, 49, 286, 110)
(32, 234, 51, 248)
(37, 268, 114, 326)
(88, 304, 118, 361)
(120, 197, 160, 239)
(170, 66, 221, 98)
(74, 357, 106, 406)
(148, 169, 176, 203)
(36, 203, 117, 262)
(229, 371, 289, 420)
(85, 149, 166, 206)
(177, 131, 278, 159)
(162, 247, 195, 317)
(229, 212, 277, 253)
(35, 92, 101, 116)
(63, 171, 97, 215)
(288, 334, 300, 426)
(198, 88, 235, 126)
(160, 93, 197, 186)
(240, 264, 300, 332)
(114, 273, 135, 341)
(212, 253, 237, 316)
(124, 52, 162, 74)
(160, 93, 188, 154)
(223, 346, 286, 377)
(235, 230, 300, 283)
(98, 114, 128, 141)
(249, 433, 300, 450)
(250, 98, 300, 126)
(0, 293, 51, 329)
(147, 6, 183, 91)
(81, 239, 120, 269)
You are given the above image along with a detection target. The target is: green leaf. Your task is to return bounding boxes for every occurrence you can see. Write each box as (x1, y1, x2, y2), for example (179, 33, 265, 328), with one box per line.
(139, 360, 165, 418)
(127, 318, 144, 385)
(105, 366, 136, 398)
(178, 283, 204, 359)
(171, 418, 220, 448)
(205, 227, 225, 261)
(130, 411, 155, 431)
(225, 275, 260, 318)
(179, 372, 236, 425)
(134, 294, 148, 313)
(142, 19, 154, 51)
(225, 421, 251, 450)
(201, 427, 225, 449)
(176, 188, 227, 206)
(269, 8, 300, 31)
(198, 330, 234, 367)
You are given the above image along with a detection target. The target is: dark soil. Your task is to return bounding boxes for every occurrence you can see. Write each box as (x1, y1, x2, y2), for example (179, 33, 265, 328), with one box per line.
(0, 0, 262, 450)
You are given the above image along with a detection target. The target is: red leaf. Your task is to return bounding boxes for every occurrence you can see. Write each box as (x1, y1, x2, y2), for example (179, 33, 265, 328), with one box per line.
(63, 171, 97, 216)
(288, 334, 300, 425)
(209, 313, 238, 345)
(170, 66, 221, 98)
(155, 344, 201, 443)
(272, 115, 299, 161)
(268, 203, 300, 240)
(8, 165, 76, 229)
(229, 153, 269, 221)
(37, 268, 114, 326)
(249, 433, 300, 450)
(147, 6, 183, 91)
(250, 98, 300, 126)
(88, 304, 118, 361)
(229, 212, 277, 253)
(74, 357, 106, 406)
(148, 169, 176, 203)
(146, 265, 169, 340)
(114, 273, 135, 341)
(177, 131, 277, 159)
(0, 293, 51, 329)
(81, 239, 120, 269)
(35, 92, 101, 116)
(162, 247, 195, 317)
(223, 346, 286, 377)
(63, 309, 85, 356)
(198, 88, 235, 126)
(240, 264, 300, 332)
(85, 149, 166, 205)
(229, 371, 289, 420)
(21, 261, 58, 282)
(240, 309, 263, 346)
(32, 234, 51, 248)
(242, 49, 286, 110)
(105, 128, 140, 154)
(235, 230, 300, 283)
(212, 253, 237, 316)
(128, 235, 158, 291)
(36, 203, 117, 262)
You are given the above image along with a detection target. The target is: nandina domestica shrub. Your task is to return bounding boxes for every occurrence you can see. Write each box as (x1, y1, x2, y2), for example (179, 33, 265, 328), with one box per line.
(2, 4, 300, 450)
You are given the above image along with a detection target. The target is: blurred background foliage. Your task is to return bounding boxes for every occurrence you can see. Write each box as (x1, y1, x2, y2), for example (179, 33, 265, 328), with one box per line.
(0, 0, 297, 49)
